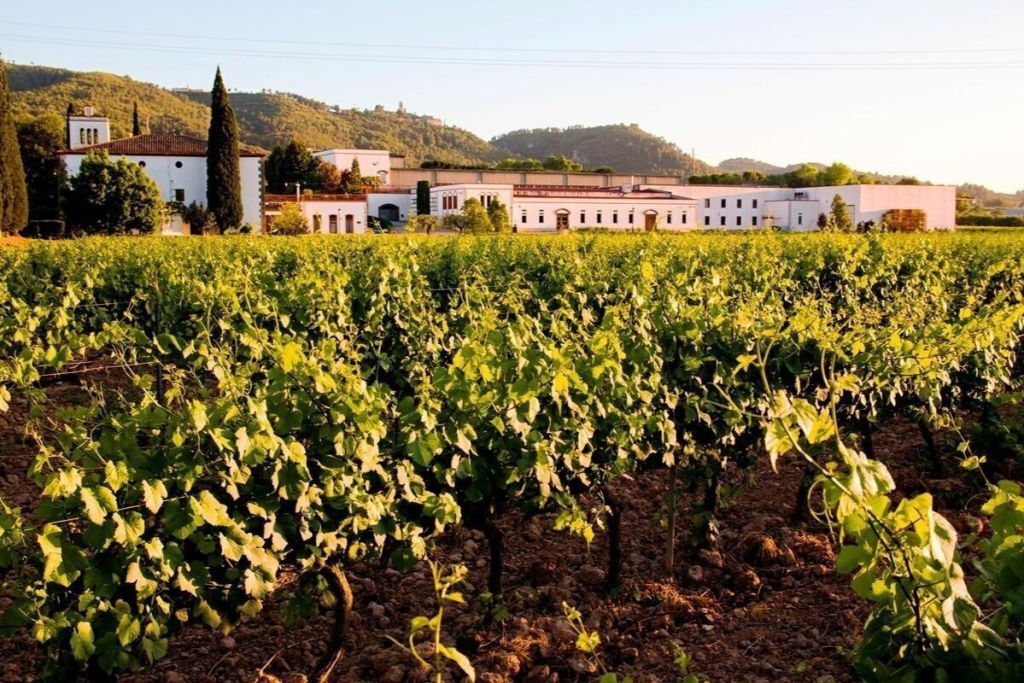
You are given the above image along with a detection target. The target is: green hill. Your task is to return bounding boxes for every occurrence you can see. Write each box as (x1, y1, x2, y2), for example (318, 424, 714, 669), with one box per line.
(8, 63, 495, 164)
(490, 124, 713, 175)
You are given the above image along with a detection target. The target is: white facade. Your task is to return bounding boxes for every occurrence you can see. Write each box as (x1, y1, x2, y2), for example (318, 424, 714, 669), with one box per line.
(367, 190, 414, 225)
(429, 184, 698, 232)
(314, 149, 392, 183)
(264, 196, 368, 235)
(645, 183, 956, 231)
(60, 135, 265, 229)
(67, 110, 110, 150)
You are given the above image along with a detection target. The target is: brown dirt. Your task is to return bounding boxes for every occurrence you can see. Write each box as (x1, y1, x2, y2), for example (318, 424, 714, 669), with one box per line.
(0, 368, 1014, 682)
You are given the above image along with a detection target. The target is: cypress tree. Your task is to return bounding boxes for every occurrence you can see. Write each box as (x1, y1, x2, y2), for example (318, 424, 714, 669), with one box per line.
(206, 67, 243, 231)
(415, 180, 430, 215)
(65, 102, 74, 148)
(132, 102, 142, 136)
(0, 58, 29, 234)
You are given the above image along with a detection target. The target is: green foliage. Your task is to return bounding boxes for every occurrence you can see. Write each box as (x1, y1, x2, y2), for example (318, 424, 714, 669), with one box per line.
(442, 197, 492, 234)
(541, 154, 583, 172)
(206, 68, 243, 231)
(3, 233, 1024, 680)
(65, 151, 164, 235)
(269, 202, 309, 235)
(959, 215, 1024, 227)
(15, 112, 67, 223)
(265, 140, 325, 194)
(405, 214, 439, 234)
(825, 194, 853, 232)
(387, 561, 475, 683)
(0, 58, 29, 234)
(177, 201, 216, 235)
(415, 180, 430, 215)
(486, 197, 511, 233)
(492, 124, 707, 175)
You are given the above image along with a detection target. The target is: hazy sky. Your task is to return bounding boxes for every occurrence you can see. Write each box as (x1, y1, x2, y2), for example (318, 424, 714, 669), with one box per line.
(3, 0, 1022, 192)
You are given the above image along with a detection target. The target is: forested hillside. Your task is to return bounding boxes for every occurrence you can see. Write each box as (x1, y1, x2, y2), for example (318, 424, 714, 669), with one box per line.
(491, 124, 714, 175)
(8, 64, 496, 163)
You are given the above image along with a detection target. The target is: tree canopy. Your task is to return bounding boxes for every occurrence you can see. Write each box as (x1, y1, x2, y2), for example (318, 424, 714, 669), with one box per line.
(15, 113, 67, 223)
(66, 151, 164, 235)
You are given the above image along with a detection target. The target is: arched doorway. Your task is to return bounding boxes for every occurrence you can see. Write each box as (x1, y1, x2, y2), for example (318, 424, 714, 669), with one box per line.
(554, 209, 570, 231)
(379, 204, 400, 222)
(643, 210, 658, 231)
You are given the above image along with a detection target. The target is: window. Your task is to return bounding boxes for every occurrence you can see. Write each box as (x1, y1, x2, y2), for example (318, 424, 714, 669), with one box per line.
(313, 215, 322, 232)
(737, 199, 742, 208)
(798, 213, 804, 225)
(613, 211, 618, 224)
(704, 198, 710, 208)
(666, 212, 672, 224)
(580, 211, 586, 224)
(79, 129, 85, 144)
(175, 161, 183, 169)
(720, 198, 726, 208)
(480, 194, 485, 205)
(752, 199, 758, 209)
(681, 212, 687, 224)
(329, 215, 338, 233)
(538, 211, 544, 224)
(720, 216, 726, 226)
(596, 211, 602, 224)
(736, 216, 742, 226)
(175, 188, 185, 202)
(138, 161, 146, 168)
(93, 128, 99, 143)
(704, 216, 710, 226)
(521, 210, 527, 224)
(628, 212, 634, 224)
(752, 216, 758, 226)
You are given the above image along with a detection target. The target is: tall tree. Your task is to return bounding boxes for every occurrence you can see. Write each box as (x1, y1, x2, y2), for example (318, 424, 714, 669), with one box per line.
(265, 140, 322, 194)
(416, 180, 431, 215)
(16, 113, 67, 223)
(206, 67, 243, 230)
(486, 197, 511, 232)
(132, 102, 142, 136)
(828, 194, 853, 232)
(65, 102, 74, 148)
(0, 58, 28, 235)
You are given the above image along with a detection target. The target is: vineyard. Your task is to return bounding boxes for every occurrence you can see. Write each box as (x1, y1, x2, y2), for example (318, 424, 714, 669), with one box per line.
(2, 233, 1024, 682)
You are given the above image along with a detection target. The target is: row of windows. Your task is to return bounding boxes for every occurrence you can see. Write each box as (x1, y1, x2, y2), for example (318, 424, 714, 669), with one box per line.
(311, 213, 357, 234)
(440, 194, 458, 210)
(705, 215, 761, 227)
(704, 198, 760, 209)
(79, 128, 101, 145)
(517, 210, 689, 225)
(138, 161, 184, 169)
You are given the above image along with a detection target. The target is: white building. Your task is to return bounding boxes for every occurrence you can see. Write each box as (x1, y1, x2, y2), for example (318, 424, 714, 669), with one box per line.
(313, 148, 402, 184)
(60, 133, 266, 230)
(644, 183, 956, 231)
(429, 183, 698, 231)
(264, 194, 368, 234)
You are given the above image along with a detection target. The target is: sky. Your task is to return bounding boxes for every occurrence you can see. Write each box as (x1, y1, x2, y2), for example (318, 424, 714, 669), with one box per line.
(2, 0, 1023, 192)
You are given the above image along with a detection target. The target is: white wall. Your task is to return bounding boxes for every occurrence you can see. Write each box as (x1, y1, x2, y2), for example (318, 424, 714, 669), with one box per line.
(431, 184, 516, 218)
(513, 196, 697, 231)
(367, 191, 413, 224)
(265, 199, 368, 235)
(314, 149, 392, 182)
(62, 153, 264, 229)
(644, 183, 956, 231)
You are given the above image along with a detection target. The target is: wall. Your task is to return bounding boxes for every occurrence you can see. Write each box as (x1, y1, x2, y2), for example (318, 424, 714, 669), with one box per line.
(265, 198, 368, 235)
(314, 149, 392, 182)
(367, 191, 414, 224)
(67, 116, 110, 149)
(512, 196, 697, 232)
(62, 153, 264, 229)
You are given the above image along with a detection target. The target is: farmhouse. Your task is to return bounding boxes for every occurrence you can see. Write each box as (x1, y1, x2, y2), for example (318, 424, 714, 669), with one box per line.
(59, 108, 265, 231)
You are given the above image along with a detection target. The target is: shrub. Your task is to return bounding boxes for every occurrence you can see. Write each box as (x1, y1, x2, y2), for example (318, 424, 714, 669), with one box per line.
(269, 203, 309, 235)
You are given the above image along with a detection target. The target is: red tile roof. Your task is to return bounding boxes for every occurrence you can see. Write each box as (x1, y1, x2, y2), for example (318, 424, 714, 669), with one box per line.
(60, 134, 265, 157)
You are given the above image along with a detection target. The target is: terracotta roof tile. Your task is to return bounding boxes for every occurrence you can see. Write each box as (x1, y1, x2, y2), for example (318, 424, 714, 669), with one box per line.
(60, 134, 265, 157)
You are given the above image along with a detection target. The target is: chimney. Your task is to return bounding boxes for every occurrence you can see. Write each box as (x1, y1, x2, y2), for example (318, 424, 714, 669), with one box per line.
(83, 105, 95, 117)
